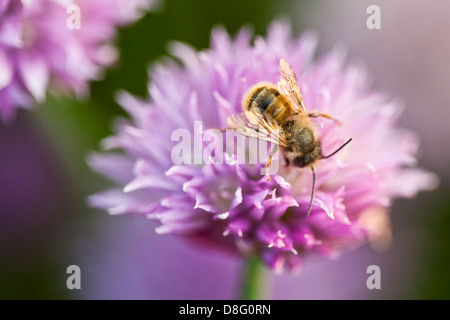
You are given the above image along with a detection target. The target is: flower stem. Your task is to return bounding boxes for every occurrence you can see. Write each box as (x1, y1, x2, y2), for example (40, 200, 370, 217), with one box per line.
(240, 256, 265, 300)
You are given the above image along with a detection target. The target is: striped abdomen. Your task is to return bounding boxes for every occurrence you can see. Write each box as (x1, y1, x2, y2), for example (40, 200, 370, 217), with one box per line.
(243, 84, 292, 123)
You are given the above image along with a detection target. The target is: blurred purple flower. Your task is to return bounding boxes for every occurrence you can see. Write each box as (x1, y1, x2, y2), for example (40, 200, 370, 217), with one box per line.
(0, 0, 157, 123)
(88, 21, 438, 273)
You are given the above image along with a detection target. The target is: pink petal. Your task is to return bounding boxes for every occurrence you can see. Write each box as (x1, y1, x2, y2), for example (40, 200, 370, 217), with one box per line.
(18, 54, 49, 103)
(0, 51, 13, 90)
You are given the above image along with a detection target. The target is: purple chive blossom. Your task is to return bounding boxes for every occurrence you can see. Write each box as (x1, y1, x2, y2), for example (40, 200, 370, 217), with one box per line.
(88, 21, 438, 273)
(0, 0, 157, 123)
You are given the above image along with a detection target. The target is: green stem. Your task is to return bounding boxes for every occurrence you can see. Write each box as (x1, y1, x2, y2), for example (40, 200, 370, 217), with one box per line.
(240, 256, 265, 300)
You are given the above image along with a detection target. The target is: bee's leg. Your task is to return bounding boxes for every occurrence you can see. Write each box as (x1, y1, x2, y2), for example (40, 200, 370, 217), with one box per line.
(265, 156, 272, 176)
(265, 156, 273, 180)
(308, 112, 342, 126)
(265, 144, 279, 180)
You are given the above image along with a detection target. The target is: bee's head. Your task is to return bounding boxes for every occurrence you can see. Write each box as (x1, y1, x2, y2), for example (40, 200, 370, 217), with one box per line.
(294, 127, 316, 152)
(292, 127, 321, 168)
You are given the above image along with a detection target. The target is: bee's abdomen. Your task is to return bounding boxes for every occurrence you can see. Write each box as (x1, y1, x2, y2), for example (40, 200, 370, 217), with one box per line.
(244, 86, 277, 113)
(244, 86, 289, 120)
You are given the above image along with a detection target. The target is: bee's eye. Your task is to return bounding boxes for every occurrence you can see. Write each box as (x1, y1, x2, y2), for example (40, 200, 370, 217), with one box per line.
(293, 157, 307, 167)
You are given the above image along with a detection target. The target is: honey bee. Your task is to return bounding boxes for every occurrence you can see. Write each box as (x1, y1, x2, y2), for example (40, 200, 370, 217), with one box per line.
(227, 59, 352, 216)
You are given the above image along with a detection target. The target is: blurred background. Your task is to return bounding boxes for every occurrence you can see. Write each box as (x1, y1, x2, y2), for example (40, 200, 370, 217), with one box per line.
(1, 0, 449, 299)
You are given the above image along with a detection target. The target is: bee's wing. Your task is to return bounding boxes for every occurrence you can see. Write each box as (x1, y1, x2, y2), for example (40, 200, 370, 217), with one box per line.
(278, 58, 308, 117)
(227, 111, 288, 148)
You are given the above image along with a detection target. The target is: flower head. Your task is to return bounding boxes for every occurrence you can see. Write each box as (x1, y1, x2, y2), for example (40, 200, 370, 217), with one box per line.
(0, 0, 157, 123)
(88, 21, 437, 273)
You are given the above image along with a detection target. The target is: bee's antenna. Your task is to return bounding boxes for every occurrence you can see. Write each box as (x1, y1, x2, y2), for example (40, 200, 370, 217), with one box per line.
(306, 167, 315, 217)
(321, 138, 352, 159)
